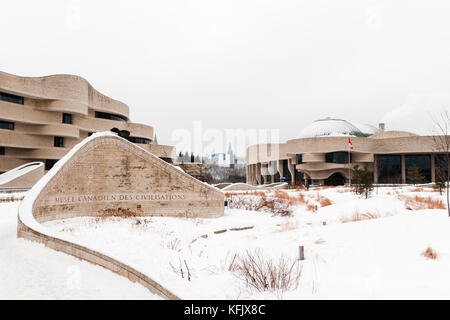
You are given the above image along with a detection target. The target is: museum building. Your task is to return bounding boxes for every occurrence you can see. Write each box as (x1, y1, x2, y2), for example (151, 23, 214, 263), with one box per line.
(0, 71, 175, 173)
(246, 117, 447, 186)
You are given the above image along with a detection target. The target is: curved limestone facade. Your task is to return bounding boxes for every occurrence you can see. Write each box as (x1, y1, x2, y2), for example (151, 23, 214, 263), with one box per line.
(17, 132, 224, 299)
(0, 71, 175, 174)
(247, 119, 446, 186)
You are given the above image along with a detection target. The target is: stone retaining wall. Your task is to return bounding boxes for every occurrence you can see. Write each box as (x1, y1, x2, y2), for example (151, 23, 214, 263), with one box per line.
(17, 218, 179, 300)
(17, 133, 225, 299)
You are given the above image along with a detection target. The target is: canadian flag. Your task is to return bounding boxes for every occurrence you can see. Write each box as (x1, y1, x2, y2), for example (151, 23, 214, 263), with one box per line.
(348, 138, 354, 150)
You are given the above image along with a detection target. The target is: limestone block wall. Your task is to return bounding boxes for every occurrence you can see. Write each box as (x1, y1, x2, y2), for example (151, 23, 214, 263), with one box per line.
(176, 163, 206, 181)
(32, 135, 224, 222)
(17, 133, 224, 299)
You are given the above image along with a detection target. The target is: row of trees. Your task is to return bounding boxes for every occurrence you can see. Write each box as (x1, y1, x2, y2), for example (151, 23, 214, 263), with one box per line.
(204, 164, 246, 184)
(177, 151, 202, 164)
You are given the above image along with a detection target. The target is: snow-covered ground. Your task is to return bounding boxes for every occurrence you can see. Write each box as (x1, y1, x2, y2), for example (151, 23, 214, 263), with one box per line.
(0, 198, 160, 299)
(33, 186, 450, 299)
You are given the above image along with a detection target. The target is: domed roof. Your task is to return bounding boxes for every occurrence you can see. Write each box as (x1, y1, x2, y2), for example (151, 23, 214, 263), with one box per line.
(352, 123, 379, 136)
(298, 118, 369, 138)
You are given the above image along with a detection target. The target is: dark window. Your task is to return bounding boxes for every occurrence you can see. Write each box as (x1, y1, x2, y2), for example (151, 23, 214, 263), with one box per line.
(54, 136, 64, 148)
(325, 152, 352, 164)
(435, 154, 450, 182)
(94, 111, 127, 122)
(376, 154, 402, 183)
(128, 136, 151, 144)
(88, 132, 94, 137)
(274, 172, 280, 183)
(436, 154, 450, 170)
(282, 159, 291, 183)
(294, 170, 304, 186)
(62, 113, 72, 124)
(296, 154, 303, 164)
(0, 147, 4, 155)
(0, 91, 24, 105)
(45, 159, 58, 170)
(405, 154, 431, 183)
(0, 121, 14, 130)
(325, 172, 347, 186)
(160, 157, 173, 163)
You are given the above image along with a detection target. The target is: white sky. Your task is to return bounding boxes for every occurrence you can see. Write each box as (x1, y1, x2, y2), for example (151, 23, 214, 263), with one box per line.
(2, 0, 450, 156)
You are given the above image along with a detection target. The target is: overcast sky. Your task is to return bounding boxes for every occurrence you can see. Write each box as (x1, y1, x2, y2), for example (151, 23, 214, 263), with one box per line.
(2, 0, 450, 156)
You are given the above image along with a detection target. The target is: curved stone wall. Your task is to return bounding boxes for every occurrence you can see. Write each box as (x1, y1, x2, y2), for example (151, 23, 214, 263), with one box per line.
(246, 132, 442, 184)
(0, 72, 129, 118)
(0, 71, 175, 172)
(17, 218, 180, 300)
(0, 162, 44, 188)
(17, 132, 224, 299)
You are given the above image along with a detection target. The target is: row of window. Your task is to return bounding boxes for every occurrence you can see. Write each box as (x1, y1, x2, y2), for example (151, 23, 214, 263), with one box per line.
(128, 136, 151, 144)
(65, 112, 126, 123)
(376, 154, 433, 183)
(67, 112, 128, 123)
(0, 121, 14, 130)
(295, 152, 352, 164)
(1, 115, 147, 146)
(325, 152, 352, 164)
(0, 90, 126, 124)
(0, 91, 24, 105)
(375, 154, 450, 183)
(94, 111, 127, 122)
(0, 130, 148, 147)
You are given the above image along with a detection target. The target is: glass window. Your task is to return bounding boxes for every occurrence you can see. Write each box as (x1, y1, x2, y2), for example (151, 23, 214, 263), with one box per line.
(0, 121, 14, 130)
(0, 146, 4, 155)
(45, 159, 58, 170)
(296, 154, 303, 164)
(62, 113, 72, 124)
(376, 154, 401, 183)
(435, 154, 450, 182)
(128, 136, 151, 144)
(88, 132, 94, 137)
(54, 136, 64, 148)
(282, 159, 291, 182)
(325, 152, 352, 164)
(94, 111, 127, 122)
(436, 154, 450, 170)
(405, 154, 431, 183)
(0, 91, 24, 105)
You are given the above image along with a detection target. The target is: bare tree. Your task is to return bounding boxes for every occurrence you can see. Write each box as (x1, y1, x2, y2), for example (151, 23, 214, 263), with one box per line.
(432, 110, 450, 217)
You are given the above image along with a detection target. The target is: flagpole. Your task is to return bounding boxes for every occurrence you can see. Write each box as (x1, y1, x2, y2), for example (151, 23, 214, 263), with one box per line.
(348, 135, 351, 187)
(349, 147, 351, 187)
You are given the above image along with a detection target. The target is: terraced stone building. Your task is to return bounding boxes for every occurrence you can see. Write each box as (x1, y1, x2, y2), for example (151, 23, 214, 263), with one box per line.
(0, 71, 175, 173)
(246, 117, 447, 186)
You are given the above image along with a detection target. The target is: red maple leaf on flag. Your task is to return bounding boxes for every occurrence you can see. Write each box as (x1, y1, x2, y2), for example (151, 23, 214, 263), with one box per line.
(348, 138, 354, 150)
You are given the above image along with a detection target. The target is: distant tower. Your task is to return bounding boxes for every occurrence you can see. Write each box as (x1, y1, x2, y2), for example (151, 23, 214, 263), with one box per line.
(227, 143, 233, 156)
(227, 143, 235, 168)
(154, 133, 158, 144)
